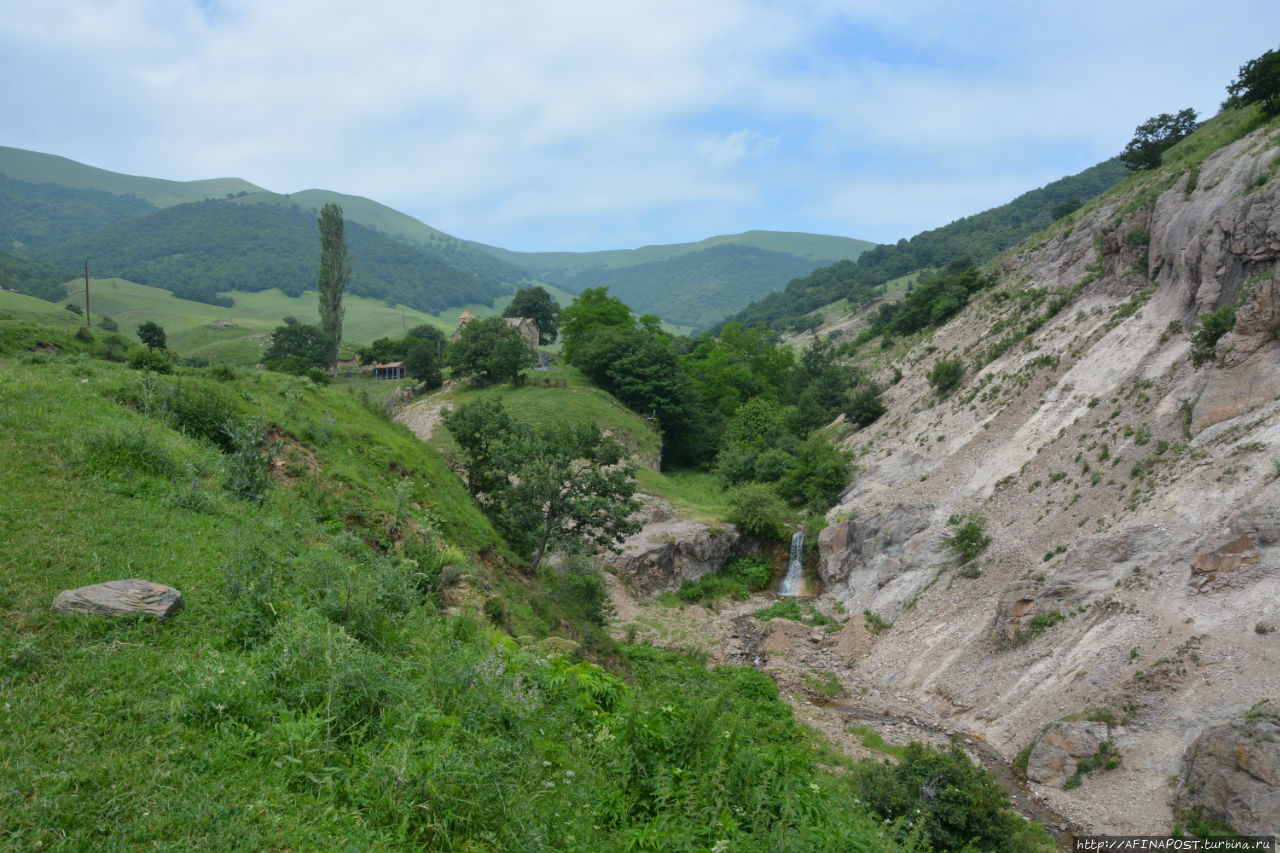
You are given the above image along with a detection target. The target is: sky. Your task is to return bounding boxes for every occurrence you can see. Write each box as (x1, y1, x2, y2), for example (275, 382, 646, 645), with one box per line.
(3, 1, 1279, 253)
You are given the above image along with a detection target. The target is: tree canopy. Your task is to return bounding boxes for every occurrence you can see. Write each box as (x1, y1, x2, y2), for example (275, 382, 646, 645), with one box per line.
(503, 285, 561, 344)
(1118, 109, 1198, 171)
(559, 287, 635, 362)
(136, 320, 167, 351)
(1226, 46, 1280, 116)
(261, 322, 331, 373)
(445, 316, 535, 386)
(444, 400, 641, 572)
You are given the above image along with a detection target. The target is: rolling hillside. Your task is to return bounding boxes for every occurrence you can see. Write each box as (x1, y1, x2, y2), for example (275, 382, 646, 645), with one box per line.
(475, 229, 876, 329)
(33, 199, 508, 313)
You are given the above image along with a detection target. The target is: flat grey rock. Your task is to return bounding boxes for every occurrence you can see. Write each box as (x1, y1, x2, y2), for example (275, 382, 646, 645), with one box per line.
(51, 579, 183, 621)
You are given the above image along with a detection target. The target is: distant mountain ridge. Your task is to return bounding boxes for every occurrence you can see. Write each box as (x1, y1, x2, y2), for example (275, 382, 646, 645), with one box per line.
(0, 144, 873, 328)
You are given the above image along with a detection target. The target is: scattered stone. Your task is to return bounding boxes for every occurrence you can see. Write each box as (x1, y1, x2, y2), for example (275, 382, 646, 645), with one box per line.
(51, 579, 183, 621)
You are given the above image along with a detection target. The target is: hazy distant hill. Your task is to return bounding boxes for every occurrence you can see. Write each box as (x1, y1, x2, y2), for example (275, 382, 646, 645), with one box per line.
(476, 230, 877, 329)
(565, 243, 835, 329)
(34, 199, 506, 313)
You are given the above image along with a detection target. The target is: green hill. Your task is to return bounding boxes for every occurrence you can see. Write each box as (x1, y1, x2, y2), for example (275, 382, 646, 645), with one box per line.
(236, 189, 532, 286)
(720, 158, 1130, 331)
(0, 248, 69, 302)
(567, 243, 833, 330)
(0, 172, 156, 250)
(0, 144, 264, 207)
(474, 230, 875, 329)
(33, 199, 508, 313)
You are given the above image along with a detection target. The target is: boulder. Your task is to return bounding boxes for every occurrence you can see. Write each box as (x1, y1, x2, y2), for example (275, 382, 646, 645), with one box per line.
(1026, 720, 1109, 787)
(1177, 711, 1280, 835)
(602, 519, 758, 596)
(51, 579, 183, 621)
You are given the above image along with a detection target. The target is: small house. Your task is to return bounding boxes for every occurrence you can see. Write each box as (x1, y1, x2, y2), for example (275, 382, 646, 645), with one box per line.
(372, 361, 405, 380)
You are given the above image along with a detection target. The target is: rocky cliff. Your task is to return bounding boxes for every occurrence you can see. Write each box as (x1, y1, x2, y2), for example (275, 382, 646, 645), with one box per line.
(808, 119, 1280, 833)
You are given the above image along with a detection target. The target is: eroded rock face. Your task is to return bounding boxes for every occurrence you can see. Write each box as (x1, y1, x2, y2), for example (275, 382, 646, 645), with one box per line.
(816, 503, 945, 617)
(603, 519, 757, 596)
(51, 579, 183, 621)
(1177, 712, 1280, 835)
(1188, 506, 1280, 592)
(1027, 720, 1109, 787)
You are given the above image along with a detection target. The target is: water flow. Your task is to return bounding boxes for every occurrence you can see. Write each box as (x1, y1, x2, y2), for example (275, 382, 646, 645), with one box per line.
(778, 529, 806, 596)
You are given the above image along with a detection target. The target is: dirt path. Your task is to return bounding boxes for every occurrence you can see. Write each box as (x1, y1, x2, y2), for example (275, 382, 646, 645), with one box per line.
(397, 393, 450, 442)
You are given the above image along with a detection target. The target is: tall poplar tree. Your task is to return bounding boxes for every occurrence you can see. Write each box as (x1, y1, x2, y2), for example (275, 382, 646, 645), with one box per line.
(317, 203, 351, 377)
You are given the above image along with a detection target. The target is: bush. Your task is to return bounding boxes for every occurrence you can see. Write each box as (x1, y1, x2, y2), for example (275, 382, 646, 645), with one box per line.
(676, 555, 774, 604)
(127, 345, 174, 373)
(944, 512, 991, 564)
(1190, 303, 1237, 367)
(927, 358, 964, 394)
(851, 741, 1054, 852)
(847, 385, 886, 428)
(725, 483, 789, 540)
(223, 417, 275, 504)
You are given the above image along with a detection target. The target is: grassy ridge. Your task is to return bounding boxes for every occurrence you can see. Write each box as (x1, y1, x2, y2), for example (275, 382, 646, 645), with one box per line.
(0, 144, 264, 208)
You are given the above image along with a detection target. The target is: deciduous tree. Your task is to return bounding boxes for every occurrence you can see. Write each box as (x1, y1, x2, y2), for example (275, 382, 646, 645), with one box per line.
(1225, 47, 1280, 116)
(136, 320, 167, 351)
(444, 316, 535, 385)
(503, 286, 561, 345)
(1118, 109, 1198, 171)
(317, 203, 351, 377)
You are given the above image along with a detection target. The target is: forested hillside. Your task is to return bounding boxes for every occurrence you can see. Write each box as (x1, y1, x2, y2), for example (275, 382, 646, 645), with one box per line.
(0, 173, 156, 250)
(33, 199, 511, 312)
(0, 249, 67, 302)
(721, 158, 1129, 331)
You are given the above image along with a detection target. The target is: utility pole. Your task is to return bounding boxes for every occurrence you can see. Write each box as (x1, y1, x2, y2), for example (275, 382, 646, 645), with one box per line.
(83, 260, 90, 327)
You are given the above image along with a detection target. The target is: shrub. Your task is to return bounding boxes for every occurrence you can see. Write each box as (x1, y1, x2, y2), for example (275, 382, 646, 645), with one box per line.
(851, 741, 1054, 852)
(847, 385, 886, 428)
(1190, 303, 1237, 367)
(223, 417, 275, 504)
(725, 483, 789, 540)
(943, 512, 992, 564)
(127, 345, 174, 373)
(927, 358, 964, 394)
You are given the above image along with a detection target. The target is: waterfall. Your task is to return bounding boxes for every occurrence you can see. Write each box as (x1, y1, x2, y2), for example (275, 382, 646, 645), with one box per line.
(778, 529, 806, 596)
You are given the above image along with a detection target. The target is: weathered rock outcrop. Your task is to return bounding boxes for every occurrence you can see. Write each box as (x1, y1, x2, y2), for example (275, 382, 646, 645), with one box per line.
(1027, 720, 1111, 788)
(51, 579, 183, 621)
(1177, 709, 1280, 835)
(816, 503, 946, 619)
(603, 514, 758, 596)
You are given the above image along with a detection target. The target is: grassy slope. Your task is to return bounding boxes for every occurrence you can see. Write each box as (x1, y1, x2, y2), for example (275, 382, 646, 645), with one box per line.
(428, 364, 664, 468)
(2, 276, 586, 366)
(0, 145, 263, 207)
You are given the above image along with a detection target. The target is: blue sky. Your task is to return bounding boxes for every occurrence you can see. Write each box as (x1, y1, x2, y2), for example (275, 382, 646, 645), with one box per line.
(3, 0, 1278, 252)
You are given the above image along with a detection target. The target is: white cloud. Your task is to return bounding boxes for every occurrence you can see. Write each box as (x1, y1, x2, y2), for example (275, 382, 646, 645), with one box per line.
(2, 0, 1279, 250)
